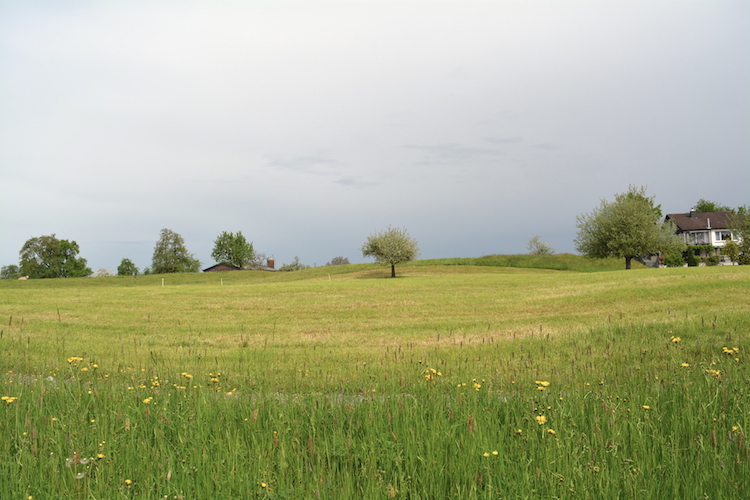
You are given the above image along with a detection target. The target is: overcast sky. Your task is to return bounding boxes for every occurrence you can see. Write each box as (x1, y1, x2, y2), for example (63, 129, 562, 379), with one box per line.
(1, 0, 748, 273)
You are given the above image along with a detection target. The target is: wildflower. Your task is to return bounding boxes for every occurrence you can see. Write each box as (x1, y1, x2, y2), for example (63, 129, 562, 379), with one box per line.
(482, 452, 490, 457)
(97, 453, 105, 459)
(515, 429, 523, 435)
(535, 415, 547, 425)
(670, 336, 682, 343)
(535, 381, 550, 387)
(642, 405, 651, 410)
(51, 417, 58, 421)
(681, 363, 690, 367)
(732, 426, 739, 432)
(547, 429, 556, 435)
(142, 397, 153, 404)
(260, 482, 267, 488)
(473, 382, 481, 391)
(67, 357, 83, 364)
(80, 367, 89, 372)
(593, 466, 600, 473)
(124, 479, 132, 487)
(1, 396, 18, 404)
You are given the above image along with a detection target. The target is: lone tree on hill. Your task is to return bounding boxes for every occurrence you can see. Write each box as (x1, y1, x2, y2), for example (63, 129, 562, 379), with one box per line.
(151, 228, 201, 274)
(19, 234, 92, 278)
(362, 226, 419, 277)
(575, 186, 685, 270)
(211, 231, 254, 268)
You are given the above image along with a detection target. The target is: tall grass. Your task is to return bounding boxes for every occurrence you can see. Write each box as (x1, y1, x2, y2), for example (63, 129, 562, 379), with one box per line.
(1, 264, 748, 498)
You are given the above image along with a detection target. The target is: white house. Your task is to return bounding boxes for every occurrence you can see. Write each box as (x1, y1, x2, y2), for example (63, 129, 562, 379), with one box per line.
(665, 209, 739, 263)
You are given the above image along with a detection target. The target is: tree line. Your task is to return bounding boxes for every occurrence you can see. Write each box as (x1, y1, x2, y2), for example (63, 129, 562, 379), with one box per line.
(4, 190, 746, 279)
(1, 226, 421, 279)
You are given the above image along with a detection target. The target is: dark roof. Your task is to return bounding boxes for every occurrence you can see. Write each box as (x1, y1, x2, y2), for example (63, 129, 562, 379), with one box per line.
(665, 211, 733, 232)
(202, 263, 242, 272)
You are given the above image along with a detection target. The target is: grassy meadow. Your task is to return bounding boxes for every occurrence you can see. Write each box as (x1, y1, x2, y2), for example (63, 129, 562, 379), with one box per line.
(1, 256, 749, 498)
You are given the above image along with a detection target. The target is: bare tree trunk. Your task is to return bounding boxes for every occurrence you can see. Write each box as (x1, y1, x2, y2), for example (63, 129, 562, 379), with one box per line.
(625, 256, 632, 270)
(391, 264, 396, 277)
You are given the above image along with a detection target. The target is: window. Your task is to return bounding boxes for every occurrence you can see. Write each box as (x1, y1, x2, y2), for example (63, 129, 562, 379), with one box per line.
(715, 230, 733, 242)
(687, 232, 708, 245)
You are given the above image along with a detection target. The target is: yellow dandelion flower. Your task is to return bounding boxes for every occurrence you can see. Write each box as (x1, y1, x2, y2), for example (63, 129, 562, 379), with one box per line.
(535, 415, 547, 425)
(482, 452, 490, 457)
(642, 405, 651, 410)
(671, 336, 682, 343)
(260, 482, 267, 488)
(492, 450, 499, 455)
(515, 429, 523, 435)
(547, 429, 556, 435)
(681, 363, 690, 367)
(124, 479, 133, 486)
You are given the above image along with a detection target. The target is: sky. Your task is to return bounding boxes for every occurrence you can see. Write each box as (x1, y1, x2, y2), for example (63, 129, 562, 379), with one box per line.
(1, 0, 749, 273)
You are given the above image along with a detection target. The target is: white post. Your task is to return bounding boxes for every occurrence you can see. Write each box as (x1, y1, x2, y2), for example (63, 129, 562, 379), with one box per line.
(162, 278, 164, 287)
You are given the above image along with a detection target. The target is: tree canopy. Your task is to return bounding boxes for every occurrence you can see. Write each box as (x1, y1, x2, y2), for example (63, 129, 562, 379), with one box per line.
(211, 231, 254, 269)
(362, 226, 419, 277)
(1, 265, 22, 279)
(19, 235, 92, 278)
(117, 258, 139, 276)
(151, 229, 201, 274)
(527, 236, 555, 255)
(575, 186, 685, 269)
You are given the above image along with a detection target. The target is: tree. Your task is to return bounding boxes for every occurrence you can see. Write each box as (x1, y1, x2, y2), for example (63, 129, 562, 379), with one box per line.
(278, 256, 309, 272)
(694, 199, 733, 213)
(722, 240, 741, 265)
(1, 265, 22, 279)
(362, 226, 419, 277)
(211, 231, 254, 268)
(117, 258, 139, 276)
(19, 234, 92, 278)
(151, 229, 201, 274)
(326, 256, 350, 266)
(575, 186, 685, 270)
(728, 210, 750, 265)
(527, 236, 555, 255)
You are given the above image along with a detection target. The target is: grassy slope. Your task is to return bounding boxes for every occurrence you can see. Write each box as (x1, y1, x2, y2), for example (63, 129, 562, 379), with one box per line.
(0, 257, 747, 376)
(1, 257, 750, 499)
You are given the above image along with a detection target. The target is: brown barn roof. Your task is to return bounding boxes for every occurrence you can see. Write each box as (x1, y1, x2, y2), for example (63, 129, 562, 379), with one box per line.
(665, 211, 733, 232)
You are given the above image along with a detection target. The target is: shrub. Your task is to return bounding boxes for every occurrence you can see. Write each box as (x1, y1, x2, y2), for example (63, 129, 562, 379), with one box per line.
(664, 253, 685, 267)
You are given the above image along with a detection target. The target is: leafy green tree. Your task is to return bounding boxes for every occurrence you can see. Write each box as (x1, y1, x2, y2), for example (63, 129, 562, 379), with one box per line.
(722, 240, 741, 265)
(694, 199, 733, 213)
(326, 256, 350, 266)
(728, 210, 750, 265)
(575, 186, 685, 270)
(117, 258, 139, 276)
(527, 236, 555, 255)
(19, 235, 92, 278)
(278, 256, 309, 272)
(1, 265, 22, 279)
(151, 229, 201, 274)
(211, 231, 254, 268)
(362, 226, 419, 277)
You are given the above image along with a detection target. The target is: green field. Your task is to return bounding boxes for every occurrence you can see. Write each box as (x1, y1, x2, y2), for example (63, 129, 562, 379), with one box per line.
(1, 256, 749, 498)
